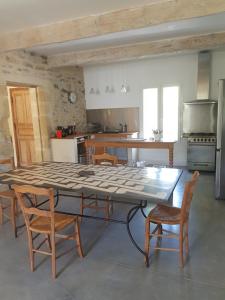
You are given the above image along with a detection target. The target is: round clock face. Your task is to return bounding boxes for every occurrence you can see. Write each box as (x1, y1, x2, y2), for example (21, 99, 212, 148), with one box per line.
(68, 92, 76, 104)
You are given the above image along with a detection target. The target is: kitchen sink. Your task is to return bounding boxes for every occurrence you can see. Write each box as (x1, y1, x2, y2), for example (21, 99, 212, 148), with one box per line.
(97, 130, 122, 133)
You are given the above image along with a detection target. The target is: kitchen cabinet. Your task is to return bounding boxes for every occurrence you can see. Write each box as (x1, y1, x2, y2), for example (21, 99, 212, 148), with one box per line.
(51, 135, 89, 163)
(51, 138, 78, 163)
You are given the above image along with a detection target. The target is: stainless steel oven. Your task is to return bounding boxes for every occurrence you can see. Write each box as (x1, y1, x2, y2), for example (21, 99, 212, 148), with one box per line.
(187, 136, 216, 171)
(76, 136, 89, 163)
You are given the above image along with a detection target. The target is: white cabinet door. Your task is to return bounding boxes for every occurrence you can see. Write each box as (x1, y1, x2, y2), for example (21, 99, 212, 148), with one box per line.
(51, 139, 78, 163)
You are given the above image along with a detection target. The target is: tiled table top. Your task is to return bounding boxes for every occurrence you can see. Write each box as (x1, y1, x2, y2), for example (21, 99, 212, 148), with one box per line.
(0, 162, 182, 203)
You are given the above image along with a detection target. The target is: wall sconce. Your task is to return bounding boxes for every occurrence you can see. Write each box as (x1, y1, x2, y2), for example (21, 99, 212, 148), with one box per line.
(105, 86, 115, 93)
(89, 88, 95, 94)
(89, 88, 100, 95)
(121, 84, 130, 94)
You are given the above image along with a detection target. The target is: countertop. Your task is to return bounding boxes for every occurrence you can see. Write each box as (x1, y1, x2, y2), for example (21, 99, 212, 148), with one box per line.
(51, 131, 138, 139)
(86, 138, 176, 144)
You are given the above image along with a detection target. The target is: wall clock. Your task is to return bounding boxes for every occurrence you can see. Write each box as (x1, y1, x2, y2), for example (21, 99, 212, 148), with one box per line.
(68, 92, 77, 104)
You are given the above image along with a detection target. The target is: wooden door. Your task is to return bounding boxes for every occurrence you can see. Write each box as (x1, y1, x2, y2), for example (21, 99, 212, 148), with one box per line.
(10, 88, 36, 166)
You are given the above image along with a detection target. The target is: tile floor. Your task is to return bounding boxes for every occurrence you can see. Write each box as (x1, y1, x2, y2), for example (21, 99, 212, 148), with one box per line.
(0, 170, 225, 300)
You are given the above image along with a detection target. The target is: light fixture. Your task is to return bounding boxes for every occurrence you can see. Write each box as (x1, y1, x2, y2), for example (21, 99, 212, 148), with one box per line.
(105, 85, 115, 93)
(121, 84, 129, 94)
(109, 86, 115, 93)
(89, 88, 101, 95)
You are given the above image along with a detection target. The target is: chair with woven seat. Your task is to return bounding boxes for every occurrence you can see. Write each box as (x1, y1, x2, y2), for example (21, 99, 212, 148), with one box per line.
(144, 171, 199, 267)
(13, 184, 84, 279)
(92, 152, 118, 166)
(0, 158, 18, 237)
(80, 152, 118, 219)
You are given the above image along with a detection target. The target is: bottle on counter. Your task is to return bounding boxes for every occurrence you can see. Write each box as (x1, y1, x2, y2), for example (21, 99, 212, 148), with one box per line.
(122, 123, 127, 132)
(56, 126, 62, 138)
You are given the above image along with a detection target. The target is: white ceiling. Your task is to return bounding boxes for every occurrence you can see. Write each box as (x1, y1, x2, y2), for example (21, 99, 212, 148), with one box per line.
(0, 0, 166, 34)
(29, 12, 225, 56)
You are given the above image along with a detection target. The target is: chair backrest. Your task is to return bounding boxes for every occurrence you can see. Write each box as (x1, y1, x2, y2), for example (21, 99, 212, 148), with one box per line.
(92, 152, 118, 165)
(13, 185, 55, 230)
(180, 171, 200, 222)
(0, 157, 15, 170)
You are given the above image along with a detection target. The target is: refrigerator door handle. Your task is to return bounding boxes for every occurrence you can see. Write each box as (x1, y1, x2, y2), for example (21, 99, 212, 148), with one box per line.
(217, 80, 224, 149)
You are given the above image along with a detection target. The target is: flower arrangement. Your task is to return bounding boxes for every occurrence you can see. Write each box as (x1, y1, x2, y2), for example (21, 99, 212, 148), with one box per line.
(152, 129, 163, 141)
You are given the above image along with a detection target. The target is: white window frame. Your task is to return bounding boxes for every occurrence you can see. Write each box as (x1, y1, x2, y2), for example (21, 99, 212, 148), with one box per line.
(143, 85, 181, 141)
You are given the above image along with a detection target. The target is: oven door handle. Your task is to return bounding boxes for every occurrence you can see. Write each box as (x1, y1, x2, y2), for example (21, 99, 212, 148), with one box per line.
(192, 163, 211, 167)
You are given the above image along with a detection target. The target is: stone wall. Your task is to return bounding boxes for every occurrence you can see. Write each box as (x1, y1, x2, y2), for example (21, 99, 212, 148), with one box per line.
(0, 50, 87, 160)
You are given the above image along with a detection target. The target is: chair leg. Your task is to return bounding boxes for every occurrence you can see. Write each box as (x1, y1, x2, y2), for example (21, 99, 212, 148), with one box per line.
(74, 219, 84, 258)
(51, 233, 56, 279)
(10, 198, 17, 238)
(79, 193, 84, 223)
(0, 203, 3, 225)
(45, 234, 52, 250)
(156, 224, 162, 247)
(110, 201, 114, 215)
(179, 224, 184, 267)
(144, 218, 150, 265)
(27, 230, 34, 272)
(185, 221, 189, 259)
(106, 201, 110, 220)
(80, 193, 84, 214)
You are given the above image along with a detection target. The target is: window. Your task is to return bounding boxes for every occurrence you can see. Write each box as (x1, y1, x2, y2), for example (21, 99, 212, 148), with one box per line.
(143, 88, 158, 139)
(143, 86, 179, 141)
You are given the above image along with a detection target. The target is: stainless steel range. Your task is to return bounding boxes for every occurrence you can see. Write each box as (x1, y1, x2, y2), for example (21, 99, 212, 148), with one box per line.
(182, 51, 217, 172)
(187, 136, 216, 171)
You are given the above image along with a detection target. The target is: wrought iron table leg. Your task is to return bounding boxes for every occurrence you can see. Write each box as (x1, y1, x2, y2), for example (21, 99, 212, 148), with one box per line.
(54, 189, 59, 208)
(126, 200, 149, 267)
(140, 206, 148, 218)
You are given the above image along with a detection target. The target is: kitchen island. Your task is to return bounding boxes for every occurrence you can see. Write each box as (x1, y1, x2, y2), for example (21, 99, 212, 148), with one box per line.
(85, 138, 175, 167)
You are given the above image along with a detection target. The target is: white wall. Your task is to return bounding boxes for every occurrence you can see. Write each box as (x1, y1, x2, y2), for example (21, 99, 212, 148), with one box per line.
(211, 50, 225, 99)
(84, 50, 225, 166)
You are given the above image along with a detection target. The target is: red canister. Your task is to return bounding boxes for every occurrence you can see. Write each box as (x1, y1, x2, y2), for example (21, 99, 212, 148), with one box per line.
(56, 130, 62, 139)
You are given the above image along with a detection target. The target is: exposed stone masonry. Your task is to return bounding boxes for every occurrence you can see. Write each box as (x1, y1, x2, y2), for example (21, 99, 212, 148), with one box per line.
(0, 50, 87, 160)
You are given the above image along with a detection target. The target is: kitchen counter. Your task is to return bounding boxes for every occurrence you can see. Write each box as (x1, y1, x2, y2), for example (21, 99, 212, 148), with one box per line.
(91, 131, 138, 138)
(85, 139, 176, 167)
(50, 131, 138, 139)
(51, 133, 90, 139)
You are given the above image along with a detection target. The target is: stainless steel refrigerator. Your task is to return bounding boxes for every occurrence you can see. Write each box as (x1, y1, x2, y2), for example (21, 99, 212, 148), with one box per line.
(215, 79, 225, 199)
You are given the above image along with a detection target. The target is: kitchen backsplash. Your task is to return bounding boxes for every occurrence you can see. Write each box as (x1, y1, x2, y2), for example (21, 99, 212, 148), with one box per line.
(86, 107, 139, 132)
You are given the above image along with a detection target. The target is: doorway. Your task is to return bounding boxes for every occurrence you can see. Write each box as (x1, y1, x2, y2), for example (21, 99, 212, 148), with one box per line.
(8, 86, 43, 166)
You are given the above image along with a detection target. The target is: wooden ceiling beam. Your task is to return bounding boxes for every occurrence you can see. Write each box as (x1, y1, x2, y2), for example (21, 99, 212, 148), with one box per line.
(47, 31, 225, 67)
(1, 0, 225, 52)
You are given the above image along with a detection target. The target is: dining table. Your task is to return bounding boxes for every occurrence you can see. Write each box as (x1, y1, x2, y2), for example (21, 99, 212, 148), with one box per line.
(0, 161, 182, 266)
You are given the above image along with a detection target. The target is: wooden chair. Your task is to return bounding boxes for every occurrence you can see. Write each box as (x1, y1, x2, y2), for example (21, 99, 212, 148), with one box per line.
(13, 184, 84, 279)
(92, 152, 118, 166)
(80, 152, 118, 219)
(144, 171, 199, 267)
(0, 157, 18, 237)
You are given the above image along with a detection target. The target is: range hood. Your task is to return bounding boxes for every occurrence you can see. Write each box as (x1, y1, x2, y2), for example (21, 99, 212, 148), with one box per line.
(185, 51, 215, 103)
(183, 51, 217, 136)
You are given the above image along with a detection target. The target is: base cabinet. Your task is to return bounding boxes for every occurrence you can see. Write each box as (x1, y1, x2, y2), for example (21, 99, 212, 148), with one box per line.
(51, 139, 78, 163)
